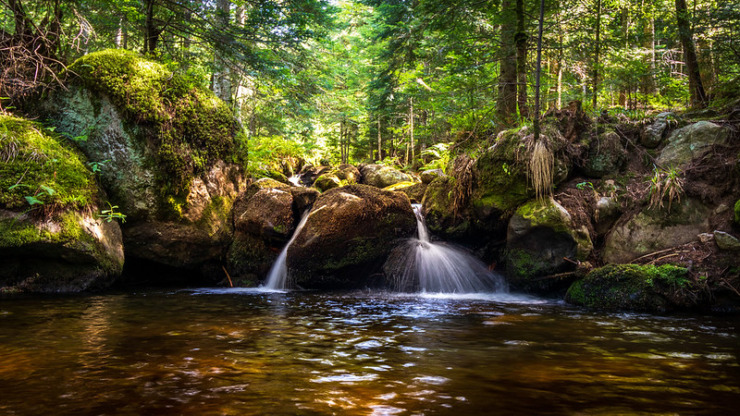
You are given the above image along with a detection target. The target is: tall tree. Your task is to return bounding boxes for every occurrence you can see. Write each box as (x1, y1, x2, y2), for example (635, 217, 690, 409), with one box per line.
(515, 0, 529, 119)
(497, 0, 518, 125)
(675, 0, 707, 107)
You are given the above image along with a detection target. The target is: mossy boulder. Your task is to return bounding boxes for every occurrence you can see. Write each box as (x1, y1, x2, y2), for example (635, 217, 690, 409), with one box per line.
(297, 164, 332, 187)
(384, 181, 427, 203)
(581, 130, 626, 178)
(314, 173, 342, 192)
(420, 169, 445, 184)
(286, 185, 416, 289)
(604, 198, 712, 263)
(471, 129, 532, 219)
(657, 121, 730, 168)
(360, 164, 413, 188)
(565, 264, 699, 312)
(505, 198, 593, 291)
(41, 50, 247, 278)
(235, 187, 295, 243)
(0, 115, 124, 293)
(420, 176, 473, 240)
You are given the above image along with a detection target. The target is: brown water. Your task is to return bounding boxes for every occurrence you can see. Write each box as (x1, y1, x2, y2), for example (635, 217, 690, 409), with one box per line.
(0, 289, 738, 415)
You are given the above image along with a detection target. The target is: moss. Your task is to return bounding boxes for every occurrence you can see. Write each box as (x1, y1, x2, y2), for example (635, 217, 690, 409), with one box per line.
(565, 264, 694, 312)
(69, 49, 237, 204)
(0, 115, 95, 210)
(0, 211, 91, 248)
(734, 199, 740, 225)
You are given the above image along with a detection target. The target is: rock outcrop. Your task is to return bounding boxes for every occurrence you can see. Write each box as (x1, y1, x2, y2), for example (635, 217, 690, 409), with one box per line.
(286, 185, 416, 289)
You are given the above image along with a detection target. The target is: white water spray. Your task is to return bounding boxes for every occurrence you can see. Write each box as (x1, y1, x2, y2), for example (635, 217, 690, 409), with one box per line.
(399, 204, 507, 293)
(264, 211, 310, 290)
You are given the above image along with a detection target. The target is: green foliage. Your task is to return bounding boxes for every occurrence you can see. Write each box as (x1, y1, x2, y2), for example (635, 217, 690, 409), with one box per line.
(420, 143, 451, 171)
(0, 115, 94, 210)
(247, 135, 313, 178)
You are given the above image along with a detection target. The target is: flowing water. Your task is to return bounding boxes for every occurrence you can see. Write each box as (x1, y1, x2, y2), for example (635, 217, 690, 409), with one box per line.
(1, 289, 738, 415)
(394, 205, 507, 293)
(264, 212, 311, 290)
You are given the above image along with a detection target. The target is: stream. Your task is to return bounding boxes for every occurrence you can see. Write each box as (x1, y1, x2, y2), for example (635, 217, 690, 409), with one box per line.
(1, 289, 738, 415)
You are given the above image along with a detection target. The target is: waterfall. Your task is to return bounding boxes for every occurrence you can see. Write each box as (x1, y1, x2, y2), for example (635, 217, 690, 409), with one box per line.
(264, 211, 310, 290)
(400, 204, 507, 293)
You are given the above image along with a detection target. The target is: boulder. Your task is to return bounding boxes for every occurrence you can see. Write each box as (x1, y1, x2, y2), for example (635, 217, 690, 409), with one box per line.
(286, 185, 416, 289)
(640, 112, 674, 148)
(314, 173, 342, 192)
(505, 198, 593, 291)
(384, 181, 427, 203)
(360, 164, 413, 188)
(420, 176, 473, 240)
(0, 115, 124, 293)
(298, 164, 332, 187)
(581, 130, 626, 178)
(594, 196, 621, 235)
(657, 121, 730, 167)
(41, 50, 247, 279)
(565, 264, 699, 313)
(227, 179, 302, 283)
(420, 169, 445, 184)
(714, 231, 740, 251)
(603, 198, 712, 263)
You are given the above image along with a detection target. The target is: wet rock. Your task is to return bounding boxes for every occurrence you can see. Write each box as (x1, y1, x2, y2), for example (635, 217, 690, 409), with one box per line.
(603, 198, 712, 263)
(290, 187, 320, 214)
(298, 164, 332, 187)
(640, 112, 674, 148)
(714, 231, 740, 251)
(420, 169, 445, 184)
(234, 188, 295, 243)
(657, 121, 730, 167)
(565, 264, 700, 313)
(287, 185, 416, 289)
(505, 198, 592, 291)
(360, 164, 413, 188)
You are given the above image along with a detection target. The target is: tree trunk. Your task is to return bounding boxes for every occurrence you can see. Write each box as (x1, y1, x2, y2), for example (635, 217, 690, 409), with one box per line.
(497, 0, 518, 126)
(675, 0, 707, 107)
(640, 12, 657, 101)
(213, 0, 232, 106)
(377, 117, 382, 161)
(592, 0, 601, 109)
(409, 98, 415, 163)
(516, 0, 529, 119)
(534, 0, 545, 141)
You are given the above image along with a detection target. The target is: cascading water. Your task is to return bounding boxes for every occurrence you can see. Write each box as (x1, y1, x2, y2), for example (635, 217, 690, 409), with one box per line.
(399, 204, 508, 293)
(264, 211, 310, 290)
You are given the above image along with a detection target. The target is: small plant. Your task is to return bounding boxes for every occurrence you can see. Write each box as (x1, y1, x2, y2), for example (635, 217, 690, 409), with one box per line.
(576, 181, 594, 190)
(8, 183, 55, 206)
(99, 202, 126, 223)
(648, 166, 684, 211)
(87, 159, 110, 173)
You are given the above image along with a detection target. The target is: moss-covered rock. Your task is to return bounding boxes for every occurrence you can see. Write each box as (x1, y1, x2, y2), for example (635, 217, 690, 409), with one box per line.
(734, 199, 740, 226)
(657, 121, 730, 168)
(640, 112, 675, 148)
(604, 198, 712, 263)
(471, 128, 532, 219)
(581, 130, 626, 178)
(286, 185, 416, 289)
(314, 173, 342, 192)
(41, 50, 247, 280)
(420, 169, 445, 184)
(360, 164, 413, 188)
(0, 115, 124, 293)
(384, 181, 427, 203)
(565, 264, 699, 312)
(505, 198, 593, 291)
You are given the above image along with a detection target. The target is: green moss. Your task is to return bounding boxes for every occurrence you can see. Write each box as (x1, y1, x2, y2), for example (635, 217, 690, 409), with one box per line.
(734, 199, 740, 225)
(0, 115, 95, 210)
(0, 211, 91, 248)
(69, 49, 237, 203)
(506, 249, 537, 281)
(565, 264, 693, 312)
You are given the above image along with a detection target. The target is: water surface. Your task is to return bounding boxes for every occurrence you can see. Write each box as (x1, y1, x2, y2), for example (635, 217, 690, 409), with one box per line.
(1, 289, 738, 415)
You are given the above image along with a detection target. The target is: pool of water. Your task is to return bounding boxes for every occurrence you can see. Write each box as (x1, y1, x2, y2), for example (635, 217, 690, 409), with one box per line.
(1, 289, 738, 415)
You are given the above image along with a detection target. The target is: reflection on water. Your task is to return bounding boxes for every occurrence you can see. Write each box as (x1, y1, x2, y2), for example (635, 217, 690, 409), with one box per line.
(0, 289, 738, 415)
